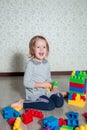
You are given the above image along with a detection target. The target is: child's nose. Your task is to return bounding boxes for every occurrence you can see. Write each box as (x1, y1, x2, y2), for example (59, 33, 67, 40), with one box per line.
(40, 47, 43, 51)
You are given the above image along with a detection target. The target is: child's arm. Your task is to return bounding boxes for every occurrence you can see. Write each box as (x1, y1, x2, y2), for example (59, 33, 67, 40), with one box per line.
(34, 81, 52, 89)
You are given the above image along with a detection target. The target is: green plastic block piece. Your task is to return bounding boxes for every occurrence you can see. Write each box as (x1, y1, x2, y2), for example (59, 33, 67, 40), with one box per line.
(69, 76, 85, 84)
(60, 125, 73, 130)
(52, 81, 58, 87)
(79, 71, 87, 79)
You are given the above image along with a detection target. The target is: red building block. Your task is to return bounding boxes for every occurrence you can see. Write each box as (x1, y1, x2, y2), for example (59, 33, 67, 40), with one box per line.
(27, 108, 44, 119)
(81, 96, 86, 101)
(72, 93, 77, 100)
(58, 118, 67, 126)
(83, 112, 87, 118)
(8, 118, 16, 125)
(22, 111, 33, 124)
(69, 82, 84, 88)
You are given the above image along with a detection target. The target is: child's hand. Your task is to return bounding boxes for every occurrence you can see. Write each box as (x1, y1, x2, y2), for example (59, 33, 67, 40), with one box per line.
(43, 81, 52, 89)
(35, 81, 52, 89)
(51, 86, 57, 91)
(51, 80, 58, 91)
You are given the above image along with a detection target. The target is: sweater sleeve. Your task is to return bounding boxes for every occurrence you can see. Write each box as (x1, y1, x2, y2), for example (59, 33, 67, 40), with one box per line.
(23, 61, 35, 89)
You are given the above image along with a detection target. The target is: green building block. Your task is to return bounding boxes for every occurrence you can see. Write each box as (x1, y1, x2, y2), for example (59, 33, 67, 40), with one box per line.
(79, 71, 87, 79)
(69, 76, 85, 84)
(60, 125, 73, 130)
(52, 81, 58, 87)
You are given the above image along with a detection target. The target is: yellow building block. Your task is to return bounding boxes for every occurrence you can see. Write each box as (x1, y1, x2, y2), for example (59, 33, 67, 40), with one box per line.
(46, 87, 51, 92)
(68, 100, 86, 107)
(71, 70, 76, 76)
(13, 117, 22, 130)
(75, 124, 87, 130)
(68, 93, 86, 107)
(13, 106, 22, 111)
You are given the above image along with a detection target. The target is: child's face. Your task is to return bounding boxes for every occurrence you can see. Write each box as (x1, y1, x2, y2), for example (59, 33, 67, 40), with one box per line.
(34, 39, 48, 61)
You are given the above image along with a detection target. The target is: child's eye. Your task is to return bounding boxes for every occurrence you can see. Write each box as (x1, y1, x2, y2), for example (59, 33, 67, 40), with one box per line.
(37, 46, 40, 48)
(43, 46, 46, 48)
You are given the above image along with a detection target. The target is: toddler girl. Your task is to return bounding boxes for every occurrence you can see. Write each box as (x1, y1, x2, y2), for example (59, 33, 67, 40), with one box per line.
(11, 35, 67, 110)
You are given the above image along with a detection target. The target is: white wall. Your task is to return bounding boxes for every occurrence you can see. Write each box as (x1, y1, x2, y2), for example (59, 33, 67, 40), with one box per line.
(0, 0, 87, 72)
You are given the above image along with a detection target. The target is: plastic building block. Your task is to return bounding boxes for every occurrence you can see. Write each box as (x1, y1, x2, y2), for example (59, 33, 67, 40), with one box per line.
(22, 108, 44, 125)
(68, 93, 73, 100)
(52, 81, 58, 87)
(8, 118, 16, 125)
(27, 108, 44, 119)
(68, 99, 86, 107)
(22, 110, 33, 124)
(71, 70, 76, 76)
(75, 71, 80, 76)
(46, 87, 51, 92)
(52, 81, 58, 91)
(67, 111, 78, 120)
(13, 117, 22, 130)
(69, 82, 84, 89)
(58, 118, 67, 126)
(75, 124, 87, 130)
(79, 71, 87, 79)
(69, 86, 85, 94)
(12, 106, 22, 111)
(83, 112, 87, 118)
(68, 93, 86, 107)
(42, 116, 58, 129)
(46, 80, 58, 92)
(72, 93, 77, 100)
(67, 111, 79, 128)
(2, 106, 15, 119)
(80, 96, 86, 101)
(60, 125, 73, 130)
(69, 75, 85, 84)
(2, 106, 21, 119)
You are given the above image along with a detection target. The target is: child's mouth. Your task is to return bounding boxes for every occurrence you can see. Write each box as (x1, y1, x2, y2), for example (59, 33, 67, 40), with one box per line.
(39, 53, 44, 56)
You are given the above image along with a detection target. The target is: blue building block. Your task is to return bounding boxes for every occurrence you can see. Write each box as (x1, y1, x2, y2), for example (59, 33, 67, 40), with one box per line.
(68, 93, 72, 100)
(2, 106, 21, 120)
(75, 71, 80, 76)
(69, 86, 85, 94)
(2, 106, 14, 119)
(67, 111, 79, 128)
(42, 116, 58, 130)
(67, 111, 79, 120)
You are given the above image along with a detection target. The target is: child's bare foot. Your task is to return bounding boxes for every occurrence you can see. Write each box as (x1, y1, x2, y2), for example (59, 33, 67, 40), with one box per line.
(60, 92, 69, 98)
(11, 99, 24, 109)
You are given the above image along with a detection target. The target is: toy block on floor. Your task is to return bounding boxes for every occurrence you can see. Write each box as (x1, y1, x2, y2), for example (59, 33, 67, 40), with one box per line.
(75, 124, 87, 130)
(42, 116, 59, 130)
(13, 117, 22, 130)
(27, 108, 44, 119)
(22, 110, 33, 124)
(2, 106, 21, 119)
(67, 111, 79, 128)
(60, 125, 73, 130)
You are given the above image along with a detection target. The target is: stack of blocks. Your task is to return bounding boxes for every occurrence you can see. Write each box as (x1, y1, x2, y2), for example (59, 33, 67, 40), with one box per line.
(68, 70, 87, 107)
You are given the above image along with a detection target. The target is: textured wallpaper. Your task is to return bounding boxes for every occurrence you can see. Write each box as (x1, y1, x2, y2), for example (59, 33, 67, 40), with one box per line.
(0, 0, 87, 72)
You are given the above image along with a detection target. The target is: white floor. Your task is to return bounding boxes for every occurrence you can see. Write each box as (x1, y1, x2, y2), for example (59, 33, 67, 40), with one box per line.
(0, 76, 87, 130)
